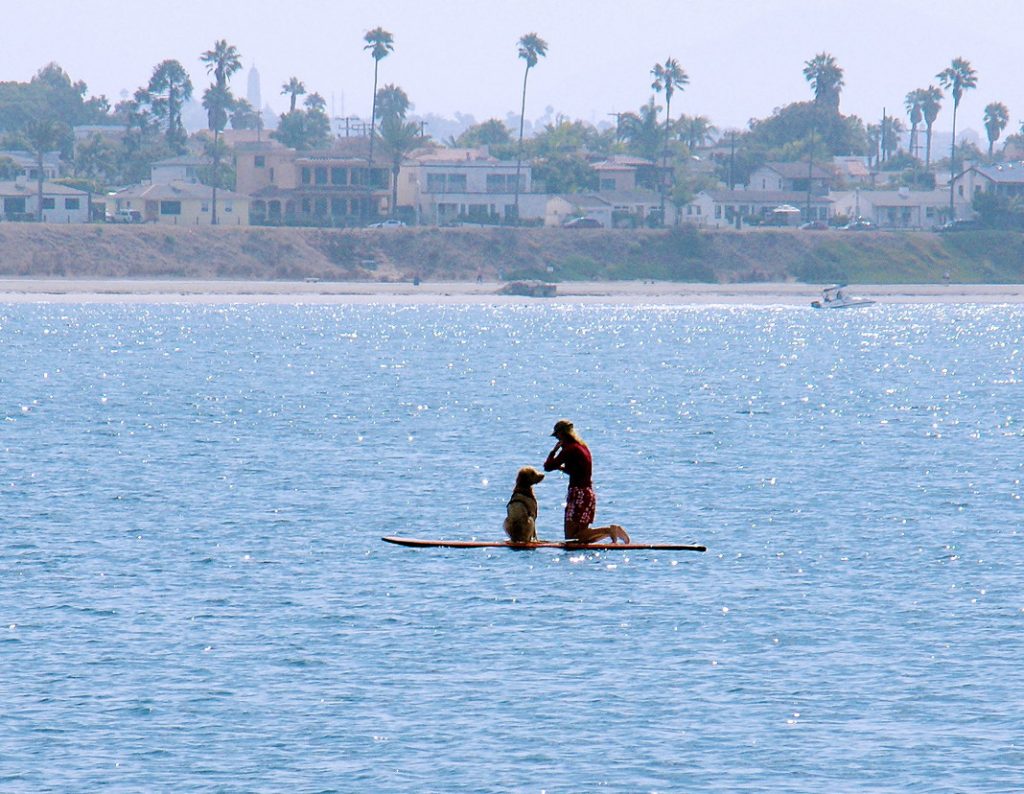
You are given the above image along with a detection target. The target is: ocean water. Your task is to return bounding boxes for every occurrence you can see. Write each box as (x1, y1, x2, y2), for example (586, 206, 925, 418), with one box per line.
(1, 301, 1022, 792)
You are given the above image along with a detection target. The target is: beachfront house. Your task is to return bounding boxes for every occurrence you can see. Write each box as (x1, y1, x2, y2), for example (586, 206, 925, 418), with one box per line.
(830, 188, 951, 229)
(397, 147, 542, 225)
(107, 181, 250, 226)
(0, 178, 90, 223)
(545, 190, 668, 228)
(684, 189, 832, 227)
(591, 155, 662, 193)
(236, 139, 391, 226)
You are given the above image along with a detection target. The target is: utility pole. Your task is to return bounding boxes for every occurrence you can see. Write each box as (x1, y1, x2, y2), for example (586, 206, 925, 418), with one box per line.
(607, 112, 625, 141)
(729, 131, 736, 189)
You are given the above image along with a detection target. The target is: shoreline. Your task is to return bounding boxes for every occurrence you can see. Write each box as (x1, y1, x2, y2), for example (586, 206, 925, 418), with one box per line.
(2, 278, 1024, 304)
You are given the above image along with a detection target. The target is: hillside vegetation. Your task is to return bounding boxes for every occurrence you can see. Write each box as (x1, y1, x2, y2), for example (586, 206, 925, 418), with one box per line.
(1, 224, 1023, 284)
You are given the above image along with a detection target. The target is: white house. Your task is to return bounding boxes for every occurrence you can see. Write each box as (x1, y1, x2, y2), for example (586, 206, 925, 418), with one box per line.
(0, 178, 90, 223)
(830, 188, 951, 229)
(545, 190, 668, 228)
(748, 162, 832, 194)
(952, 161, 1024, 214)
(684, 189, 832, 228)
(397, 147, 537, 225)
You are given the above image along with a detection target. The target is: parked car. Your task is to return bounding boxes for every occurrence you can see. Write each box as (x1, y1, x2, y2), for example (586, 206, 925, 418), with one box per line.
(841, 218, 876, 231)
(937, 218, 982, 232)
(107, 209, 141, 224)
(369, 219, 406, 228)
(562, 216, 602, 228)
(799, 220, 830, 230)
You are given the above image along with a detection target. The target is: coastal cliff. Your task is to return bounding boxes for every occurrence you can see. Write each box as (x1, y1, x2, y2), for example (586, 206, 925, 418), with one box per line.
(1, 223, 1022, 284)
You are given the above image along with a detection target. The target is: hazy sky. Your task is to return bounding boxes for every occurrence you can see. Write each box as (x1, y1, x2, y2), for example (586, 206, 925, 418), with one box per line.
(5, 0, 1022, 137)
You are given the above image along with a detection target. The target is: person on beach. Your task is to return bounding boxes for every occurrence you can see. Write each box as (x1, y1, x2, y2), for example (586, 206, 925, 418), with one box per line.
(543, 419, 630, 544)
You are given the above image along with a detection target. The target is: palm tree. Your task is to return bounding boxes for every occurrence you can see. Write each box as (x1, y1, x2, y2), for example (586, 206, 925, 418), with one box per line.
(937, 57, 978, 215)
(364, 26, 395, 220)
(651, 57, 688, 222)
(22, 118, 61, 221)
(919, 85, 943, 170)
(281, 77, 306, 113)
(376, 84, 410, 123)
(905, 89, 924, 160)
(377, 113, 423, 218)
(512, 32, 547, 223)
(201, 40, 241, 94)
(619, 98, 663, 162)
(983, 101, 1009, 159)
(803, 52, 844, 109)
(677, 114, 717, 151)
(201, 40, 241, 226)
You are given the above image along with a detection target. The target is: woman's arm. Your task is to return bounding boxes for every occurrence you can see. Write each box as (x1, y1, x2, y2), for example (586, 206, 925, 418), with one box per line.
(543, 441, 563, 471)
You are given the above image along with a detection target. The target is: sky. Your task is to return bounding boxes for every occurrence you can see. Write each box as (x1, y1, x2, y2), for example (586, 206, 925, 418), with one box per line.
(4, 0, 1022, 140)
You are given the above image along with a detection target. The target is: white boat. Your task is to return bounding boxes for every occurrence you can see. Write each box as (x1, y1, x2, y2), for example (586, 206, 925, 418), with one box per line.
(811, 284, 875, 309)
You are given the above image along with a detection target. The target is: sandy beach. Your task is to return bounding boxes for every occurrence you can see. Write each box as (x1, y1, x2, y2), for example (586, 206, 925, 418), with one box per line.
(2, 278, 1024, 305)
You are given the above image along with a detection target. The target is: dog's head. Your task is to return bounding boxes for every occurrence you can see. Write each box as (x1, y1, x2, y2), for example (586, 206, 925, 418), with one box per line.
(515, 466, 545, 489)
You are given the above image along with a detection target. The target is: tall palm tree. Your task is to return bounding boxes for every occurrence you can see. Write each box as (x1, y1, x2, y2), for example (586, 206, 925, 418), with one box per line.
(513, 32, 547, 223)
(937, 56, 978, 215)
(651, 57, 688, 223)
(22, 118, 61, 221)
(904, 89, 924, 160)
(919, 85, 943, 170)
(201, 40, 241, 95)
(364, 26, 395, 220)
(983, 101, 1009, 159)
(281, 77, 306, 113)
(802, 52, 844, 109)
(201, 40, 241, 226)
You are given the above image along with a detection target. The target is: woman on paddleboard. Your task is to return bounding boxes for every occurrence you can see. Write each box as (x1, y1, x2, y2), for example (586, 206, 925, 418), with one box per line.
(543, 419, 630, 544)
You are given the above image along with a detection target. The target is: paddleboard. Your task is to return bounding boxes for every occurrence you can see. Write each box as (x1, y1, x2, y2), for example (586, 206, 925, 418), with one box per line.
(382, 536, 706, 552)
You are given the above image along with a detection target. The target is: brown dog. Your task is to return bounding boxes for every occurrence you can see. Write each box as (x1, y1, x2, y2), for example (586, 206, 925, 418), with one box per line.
(504, 467, 545, 543)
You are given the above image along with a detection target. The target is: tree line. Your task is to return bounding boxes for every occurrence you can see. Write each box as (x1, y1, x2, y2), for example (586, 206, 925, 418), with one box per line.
(1, 40, 1020, 217)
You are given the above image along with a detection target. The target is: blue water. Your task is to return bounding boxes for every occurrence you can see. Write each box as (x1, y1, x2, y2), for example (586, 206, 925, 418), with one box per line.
(2, 301, 1022, 792)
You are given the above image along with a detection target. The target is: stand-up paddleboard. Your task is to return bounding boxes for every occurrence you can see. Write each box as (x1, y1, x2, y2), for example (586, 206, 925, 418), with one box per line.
(382, 536, 706, 552)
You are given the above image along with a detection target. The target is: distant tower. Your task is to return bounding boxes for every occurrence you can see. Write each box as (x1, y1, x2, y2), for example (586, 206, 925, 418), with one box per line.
(247, 64, 261, 110)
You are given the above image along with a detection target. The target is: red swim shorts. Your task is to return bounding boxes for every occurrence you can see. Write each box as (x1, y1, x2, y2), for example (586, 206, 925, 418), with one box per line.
(564, 485, 596, 529)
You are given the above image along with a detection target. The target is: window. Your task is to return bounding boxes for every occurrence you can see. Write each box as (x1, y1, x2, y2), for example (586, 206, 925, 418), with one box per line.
(3, 197, 26, 214)
(301, 167, 311, 185)
(255, 155, 266, 168)
(448, 174, 467, 191)
(426, 173, 446, 193)
(331, 167, 347, 185)
(269, 167, 275, 183)
(160, 201, 182, 215)
(714, 205, 722, 219)
(42, 198, 55, 210)
(64, 198, 80, 210)
(315, 167, 328, 185)
(201, 201, 210, 212)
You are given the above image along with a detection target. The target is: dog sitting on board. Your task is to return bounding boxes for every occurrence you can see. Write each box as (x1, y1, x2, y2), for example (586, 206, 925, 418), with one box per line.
(504, 467, 545, 543)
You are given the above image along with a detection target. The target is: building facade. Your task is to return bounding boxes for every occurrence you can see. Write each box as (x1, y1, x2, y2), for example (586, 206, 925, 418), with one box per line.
(0, 179, 90, 223)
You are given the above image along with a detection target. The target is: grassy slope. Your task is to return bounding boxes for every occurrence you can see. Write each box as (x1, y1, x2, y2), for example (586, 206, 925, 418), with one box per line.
(0, 223, 1022, 283)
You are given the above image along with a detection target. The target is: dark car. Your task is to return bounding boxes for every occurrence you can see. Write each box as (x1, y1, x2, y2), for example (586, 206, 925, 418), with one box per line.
(841, 218, 876, 231)
(562, 216, 602, 228)
(937, 218, 982, 232)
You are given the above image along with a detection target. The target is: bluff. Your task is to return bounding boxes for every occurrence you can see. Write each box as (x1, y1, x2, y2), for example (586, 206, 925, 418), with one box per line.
(1, 224, 1022, 284)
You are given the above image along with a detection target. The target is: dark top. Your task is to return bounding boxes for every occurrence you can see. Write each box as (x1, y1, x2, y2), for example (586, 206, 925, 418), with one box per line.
(544, 440, 593, 488)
